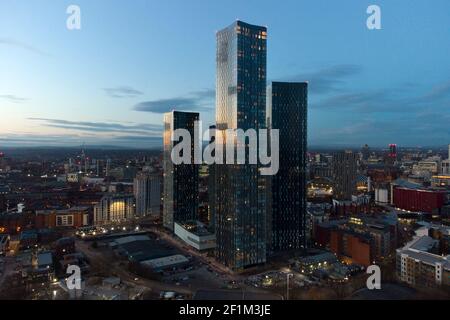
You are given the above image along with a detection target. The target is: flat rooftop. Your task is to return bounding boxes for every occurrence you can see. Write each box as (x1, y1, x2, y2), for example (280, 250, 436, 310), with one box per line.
(398, 236, 450, 269)
(141, 254, 188, 269)
(37, 252, 53, 267)
(176, 221, 213, 237)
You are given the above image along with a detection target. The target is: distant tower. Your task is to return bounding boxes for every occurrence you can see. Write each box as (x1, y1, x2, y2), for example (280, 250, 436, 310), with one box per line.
(85, 157, 89, 174)
(96, 159, 100, 176)
(332, 150, 358, 200)
(389, 144, 397, 159)
(387, 144, 397, 166)
(0, 152, 6, 172)
(134, 172, 162, 217)
(106, 159, 111, 177)
(362, 144, 370, 161)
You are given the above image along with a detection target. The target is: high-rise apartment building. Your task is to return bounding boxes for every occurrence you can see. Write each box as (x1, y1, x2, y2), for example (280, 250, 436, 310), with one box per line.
(267, 82, 308, 252)
(215, 20, 268, 270)
(361, 144, 370, 161)
(207, 125, 217, 231)
(332, 151, 358, 200)
(163, 111, 199, 231)
(134, 171, 161, 217)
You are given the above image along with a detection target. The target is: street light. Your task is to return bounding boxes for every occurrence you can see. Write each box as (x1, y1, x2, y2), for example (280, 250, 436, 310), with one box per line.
(286, 273, 294, 300)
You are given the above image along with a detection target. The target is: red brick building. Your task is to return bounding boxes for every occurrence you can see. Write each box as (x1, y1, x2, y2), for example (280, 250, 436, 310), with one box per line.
(330, 230, 372, 266)
(0, 211, 34, 234)
(314, 216, 394, 267)
(35, 207, 90, 229)
(393, 187, 446, 214)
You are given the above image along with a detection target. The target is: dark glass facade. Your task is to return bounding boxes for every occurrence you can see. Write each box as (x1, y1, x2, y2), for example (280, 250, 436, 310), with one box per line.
(215, 21, 268, 270)
(207, 125, 216, 232)
(267, 82, 308, 252)
(163, 111, 199, 231)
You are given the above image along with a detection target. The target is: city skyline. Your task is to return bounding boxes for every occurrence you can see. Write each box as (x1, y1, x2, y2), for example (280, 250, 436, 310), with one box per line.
(1, 0, 450, 148)
(1, 1, 450, 306)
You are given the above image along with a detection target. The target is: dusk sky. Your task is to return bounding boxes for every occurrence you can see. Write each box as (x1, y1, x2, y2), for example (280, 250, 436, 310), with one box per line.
(1, 0, 449, 148)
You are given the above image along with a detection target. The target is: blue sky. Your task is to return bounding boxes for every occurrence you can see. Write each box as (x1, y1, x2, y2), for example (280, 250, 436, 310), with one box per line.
(0, 0, 449, 148)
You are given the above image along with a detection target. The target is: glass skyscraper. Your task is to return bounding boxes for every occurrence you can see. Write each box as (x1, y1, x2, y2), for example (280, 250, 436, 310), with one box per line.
(267, 82, 308, 252)
(163, 111, 199, 231)
(215, 21, 268, 270)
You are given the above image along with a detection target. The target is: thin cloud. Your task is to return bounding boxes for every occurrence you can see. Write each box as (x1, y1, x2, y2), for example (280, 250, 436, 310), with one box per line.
(133, 89, 214, 113)
(0, 133, 161, 148)
(103, 86, 144, 98)
(0, 94, 28, 103)
(278, 64, 362, 94)
(28, 118, 162, 136)
(0, 37, 51, 56)
(313, 79, 450, 114)
(420, 80, 450, 101)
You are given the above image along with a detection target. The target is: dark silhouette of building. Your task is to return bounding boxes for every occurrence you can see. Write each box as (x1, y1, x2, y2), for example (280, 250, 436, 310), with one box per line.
(386, 143, 397, 166)
(332, 151, 358, 200)
(361, 144, 370, 161)
(207, 125, 216, 231)
(267, 82, 307, 252)
(0, 195, 6, 213)
(163, 111, 199, 231)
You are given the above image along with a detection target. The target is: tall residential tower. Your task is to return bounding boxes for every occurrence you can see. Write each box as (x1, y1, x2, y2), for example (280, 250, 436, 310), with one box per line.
(134, 171, 161, 217)
(267, 82, 308, 252)
(163, 111, 199, 231)
(332, 150, 358, 201)
(215, 21, 268, 270)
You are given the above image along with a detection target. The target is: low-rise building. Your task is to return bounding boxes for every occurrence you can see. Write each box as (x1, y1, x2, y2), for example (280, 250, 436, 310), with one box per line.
(28, 251, 55, 283)
(317, 216, 396, 267)
(391, 179, 446, 214)
(35, 206, 90, 229)
(431, 175, 450, 188)
(291, 251, 338, 274)
(140, 254, 189, 272)
(67, 173, 81, 183)
(94, 194, 135, 225)
(396, 236, 450, 288)
(174, 221, 216, 251)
